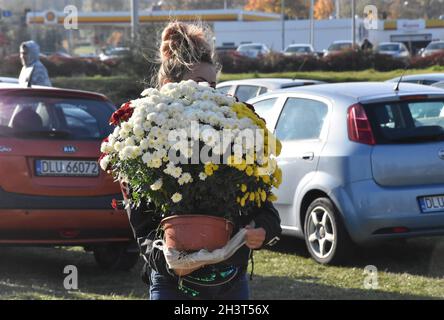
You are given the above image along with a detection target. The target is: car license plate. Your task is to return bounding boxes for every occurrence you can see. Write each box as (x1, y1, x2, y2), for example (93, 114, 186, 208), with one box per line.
(418, 195, 444, 213)
(35, 159, 99, 177)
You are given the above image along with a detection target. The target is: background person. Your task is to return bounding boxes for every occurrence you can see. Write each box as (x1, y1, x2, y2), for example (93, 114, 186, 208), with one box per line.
(18, 41, 52, 87)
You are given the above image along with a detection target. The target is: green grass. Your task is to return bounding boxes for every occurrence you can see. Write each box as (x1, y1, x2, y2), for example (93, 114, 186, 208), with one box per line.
(1, 236, 443, 300)
(52, 67, 444, 106)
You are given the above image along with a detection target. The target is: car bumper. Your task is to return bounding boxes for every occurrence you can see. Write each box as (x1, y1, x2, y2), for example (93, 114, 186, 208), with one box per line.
(0, 209, 133, 245)
(331, 180, 444, 244)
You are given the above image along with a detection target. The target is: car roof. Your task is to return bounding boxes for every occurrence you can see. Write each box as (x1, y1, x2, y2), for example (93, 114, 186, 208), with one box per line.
(0, 77, 19, 83)
(0, 84, 109, 101)
(331, 40, 352, 44)
(216, 78, 323, 89)
(378, 42, 401, 46)
(252, 82, 444, 103)
(237, 43, 265, 47)
(386, 73, 444, 82)
(287, 43, 312, 47)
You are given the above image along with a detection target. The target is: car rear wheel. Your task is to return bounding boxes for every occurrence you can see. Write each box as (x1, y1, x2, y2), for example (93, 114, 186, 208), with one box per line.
(93, 243, 139, 271)
(304, 197, 355, 265)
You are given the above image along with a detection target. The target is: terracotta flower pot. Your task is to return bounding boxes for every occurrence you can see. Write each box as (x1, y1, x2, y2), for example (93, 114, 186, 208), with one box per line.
(161, 215, 234, 252)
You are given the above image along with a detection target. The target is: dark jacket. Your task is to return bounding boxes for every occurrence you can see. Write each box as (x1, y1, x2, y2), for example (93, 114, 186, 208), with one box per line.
(124, 191, 282, 279)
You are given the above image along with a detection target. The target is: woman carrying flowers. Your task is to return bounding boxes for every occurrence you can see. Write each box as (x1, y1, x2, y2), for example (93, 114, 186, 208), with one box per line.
(102, 21, 282, 300)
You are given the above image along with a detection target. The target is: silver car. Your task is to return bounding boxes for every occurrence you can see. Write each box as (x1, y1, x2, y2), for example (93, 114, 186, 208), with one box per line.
(236, 43, 270, 59)
(375, 42, 410, 60)
(248, 82, 444, 264)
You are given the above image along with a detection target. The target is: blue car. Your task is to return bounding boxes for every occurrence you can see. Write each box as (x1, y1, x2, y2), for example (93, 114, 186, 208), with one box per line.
(248, 82, 444, 264)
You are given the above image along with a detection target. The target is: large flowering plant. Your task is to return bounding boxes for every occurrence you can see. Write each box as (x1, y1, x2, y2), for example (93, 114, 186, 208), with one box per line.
(100, 80, 282, 222)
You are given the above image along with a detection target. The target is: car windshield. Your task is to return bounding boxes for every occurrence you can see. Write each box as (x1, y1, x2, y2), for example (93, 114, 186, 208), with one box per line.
(239, 45, 263, 51)
(379, 44, 399, 51)
(286, 46, 310, 53)
(364, 99, 444, 143)
(0, 95, 115, 140)
(328, 43, 351, 51)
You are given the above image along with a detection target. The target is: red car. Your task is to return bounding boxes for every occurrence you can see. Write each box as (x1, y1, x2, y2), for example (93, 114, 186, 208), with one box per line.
(0, 84, 138, 270)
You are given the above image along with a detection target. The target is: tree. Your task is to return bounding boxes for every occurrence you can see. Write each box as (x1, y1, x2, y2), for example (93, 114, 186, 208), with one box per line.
(244, 0, 309, 19)
(314, 0, 334, 19)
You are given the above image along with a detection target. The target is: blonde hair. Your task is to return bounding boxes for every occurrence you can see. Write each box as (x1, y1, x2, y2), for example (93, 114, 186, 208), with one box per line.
(157, 21, 217, 87)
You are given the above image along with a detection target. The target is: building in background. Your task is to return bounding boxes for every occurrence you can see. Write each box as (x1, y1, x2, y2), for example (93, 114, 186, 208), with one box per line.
(25, 8, 444, 54)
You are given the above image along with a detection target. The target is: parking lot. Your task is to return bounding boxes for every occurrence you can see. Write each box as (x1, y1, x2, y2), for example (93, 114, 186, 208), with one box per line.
(1, 0, 444, 301)
(1, 236, 444, 300)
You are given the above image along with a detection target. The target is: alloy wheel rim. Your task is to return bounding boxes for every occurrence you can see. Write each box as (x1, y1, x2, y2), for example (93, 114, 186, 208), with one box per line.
(307, 206, 335, 259)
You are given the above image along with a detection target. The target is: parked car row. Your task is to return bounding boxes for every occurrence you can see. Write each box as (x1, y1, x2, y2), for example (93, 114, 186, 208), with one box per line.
(2, 69, 444, 267)
(225, 39, 444, 61)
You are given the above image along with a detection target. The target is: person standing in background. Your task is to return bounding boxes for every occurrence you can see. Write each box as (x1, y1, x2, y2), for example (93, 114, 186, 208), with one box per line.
(18, 41, 52, 87)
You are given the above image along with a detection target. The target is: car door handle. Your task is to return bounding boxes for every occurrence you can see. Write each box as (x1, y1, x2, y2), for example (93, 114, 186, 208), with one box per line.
(301, 152, 314, 161)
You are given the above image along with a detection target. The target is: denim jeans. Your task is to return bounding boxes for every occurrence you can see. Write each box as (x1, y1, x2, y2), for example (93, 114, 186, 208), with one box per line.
(149, 269, 250, 300)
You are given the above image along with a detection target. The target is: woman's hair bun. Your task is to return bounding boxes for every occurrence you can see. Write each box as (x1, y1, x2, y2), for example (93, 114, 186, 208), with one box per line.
(160, 21, 212, 64)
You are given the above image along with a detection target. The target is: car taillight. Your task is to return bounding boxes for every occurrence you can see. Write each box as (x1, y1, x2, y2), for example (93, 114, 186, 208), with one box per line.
(347, 103, 376, 145)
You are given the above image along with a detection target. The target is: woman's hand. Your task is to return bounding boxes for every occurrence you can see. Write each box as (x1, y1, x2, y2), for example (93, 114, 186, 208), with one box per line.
(244, 226, 266, 249)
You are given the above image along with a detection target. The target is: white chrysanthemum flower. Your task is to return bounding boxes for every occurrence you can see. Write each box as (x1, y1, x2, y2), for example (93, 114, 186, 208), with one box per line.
(119, 146, 133, 160)
(113, 141, 124, 152)
(99, 155, 110, 171)
(142, 152, 152, 164)
(199, 172, 207, 181)
(139, 138, 149, 150)
(180, 172, 193, 183)
(100, 141, 111, 153)
(141, 88, 160, 97)
(150, 178, 163, 191)
(124, 137, 136, 147)
(132, 121, 144, 132)
(171, 192, 182, 203)
(201, 128, 219, 147)
(148, 158, 162, 168)
(171, 166, 182, 179)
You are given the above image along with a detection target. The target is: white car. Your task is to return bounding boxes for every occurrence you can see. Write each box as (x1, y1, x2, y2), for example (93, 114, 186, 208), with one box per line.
(236, 43, 270, 58)
(283, 44, 316, 57)
(216, 78, 324, 102)
(0, 77, 19, 84)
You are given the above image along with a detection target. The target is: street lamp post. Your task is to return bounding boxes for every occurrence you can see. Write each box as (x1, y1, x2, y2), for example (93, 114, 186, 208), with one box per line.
(131, 0, 139, 41)
(310, 0, 314, 47)
(351, 0, 356, 47)
(281, 0, 285, 51)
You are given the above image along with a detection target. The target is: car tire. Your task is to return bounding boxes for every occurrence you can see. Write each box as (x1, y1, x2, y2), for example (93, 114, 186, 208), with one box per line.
(93, 243, 139, 271)
(304, 197, 355, 265)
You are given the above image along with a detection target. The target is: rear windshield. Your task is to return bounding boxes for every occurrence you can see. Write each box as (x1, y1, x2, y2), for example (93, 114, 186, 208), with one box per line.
(239, 45, 263, 51)
(0, 95, 115, 140)
(378, 44, 399, 51)
(364, 99, 444, 144)
(328, 43, 352, 51)
(286, 46, 311, 53)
